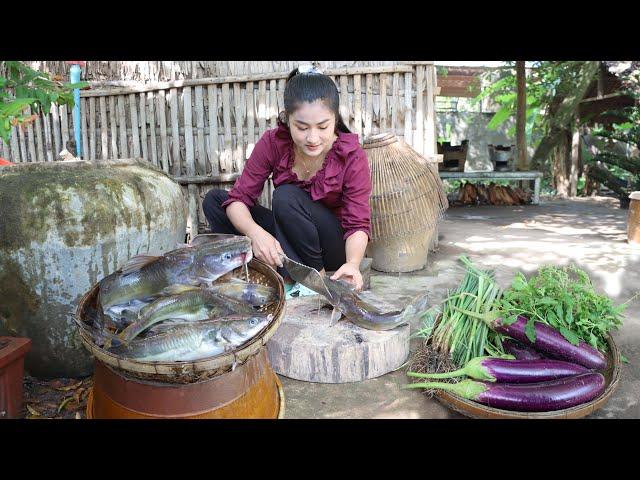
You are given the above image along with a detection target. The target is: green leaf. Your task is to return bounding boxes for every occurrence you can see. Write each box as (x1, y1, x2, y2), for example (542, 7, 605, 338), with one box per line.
(566, 307, 574, 325)
(620, 354, 629, 364)
(15, 85, 29, 98)
(559, 326, 580, 346)
(525, 318, 537, 343)
(511, 274, 527, 291)
(487, 106, 512, 131)
(536, 298, 557, 306)
(0, 98, 37, 116)
(615, 122, 633, 130)
(501, 314, 519, 326)
(0, 120, 11, 142)
(495, 92, 516, 104)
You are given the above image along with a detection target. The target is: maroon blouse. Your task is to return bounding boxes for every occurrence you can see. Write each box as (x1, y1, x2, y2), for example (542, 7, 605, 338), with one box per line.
(222, 122, 372, 240)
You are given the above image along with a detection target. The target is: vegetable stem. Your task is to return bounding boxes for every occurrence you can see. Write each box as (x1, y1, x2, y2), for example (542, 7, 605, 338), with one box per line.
(407, 368, 467, 379)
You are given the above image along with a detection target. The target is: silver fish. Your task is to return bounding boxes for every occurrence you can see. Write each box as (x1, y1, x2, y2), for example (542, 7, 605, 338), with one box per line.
(98, 237, 252, 312)
(118, 288, 257, 343)
(108, 314, 271, 362)
(209, 278, 278, 307)
(322, 277, 430, 331)
(104, 299, 152, 330)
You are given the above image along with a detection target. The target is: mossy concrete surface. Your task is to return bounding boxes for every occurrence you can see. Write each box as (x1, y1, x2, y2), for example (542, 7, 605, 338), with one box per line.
(0, 160, 187, 378)
(278, 197, 640, 418)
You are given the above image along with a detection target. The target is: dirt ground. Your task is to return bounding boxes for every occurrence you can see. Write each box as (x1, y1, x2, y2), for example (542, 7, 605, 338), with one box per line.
(17, 195, 640, 419)
(279, 196, 640, 418)
(22, 375, 92, 419)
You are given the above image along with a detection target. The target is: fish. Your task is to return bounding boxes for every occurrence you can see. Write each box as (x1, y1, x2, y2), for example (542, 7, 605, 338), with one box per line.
(117, 288, 258, 343)
(209, 278, 278, 307)
(107, 314, 272, 362)
(321, 276, 430, 331)
(103, 299, 153, 330)
(98, 237, 252, 312)
(190, 233, 242, 247)
(78, 304, 125, 348)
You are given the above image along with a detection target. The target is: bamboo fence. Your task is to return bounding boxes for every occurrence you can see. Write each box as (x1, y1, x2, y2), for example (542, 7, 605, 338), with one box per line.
(24, 60, 400, 82)
(3, 63, 438, 233)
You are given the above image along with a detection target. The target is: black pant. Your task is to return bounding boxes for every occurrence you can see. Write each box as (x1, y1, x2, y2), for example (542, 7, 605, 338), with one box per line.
(202, 185, 346, 273)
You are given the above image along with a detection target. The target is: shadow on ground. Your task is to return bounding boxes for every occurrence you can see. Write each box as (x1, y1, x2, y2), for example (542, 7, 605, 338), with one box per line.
(279, 196, 640, 419)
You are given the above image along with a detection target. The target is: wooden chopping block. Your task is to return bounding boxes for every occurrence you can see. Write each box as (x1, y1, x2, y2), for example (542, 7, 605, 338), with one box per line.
(266, 294, 410, 383)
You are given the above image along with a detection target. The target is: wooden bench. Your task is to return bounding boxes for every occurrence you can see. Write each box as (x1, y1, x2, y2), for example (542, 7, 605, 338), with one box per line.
(438, 171, 543, 205)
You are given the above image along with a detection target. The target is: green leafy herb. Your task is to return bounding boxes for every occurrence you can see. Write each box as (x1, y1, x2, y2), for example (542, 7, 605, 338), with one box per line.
(524, 318, 537, 344)
(497, 265, 629, 354)
(559, 326, 581, 346)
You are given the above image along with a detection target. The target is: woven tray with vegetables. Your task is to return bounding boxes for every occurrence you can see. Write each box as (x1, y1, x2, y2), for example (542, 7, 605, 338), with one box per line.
(407, 258, 632, 418)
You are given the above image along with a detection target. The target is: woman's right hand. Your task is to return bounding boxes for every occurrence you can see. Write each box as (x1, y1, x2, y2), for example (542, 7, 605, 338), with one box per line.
(247, 226, 284, 268)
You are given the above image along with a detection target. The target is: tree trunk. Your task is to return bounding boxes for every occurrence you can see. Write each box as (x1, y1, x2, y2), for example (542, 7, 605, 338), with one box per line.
(586, 163, 629, 197)
(553, 130, 572, 197)
(583, 167, 599, 196)
(516, 61, 528, 170)
(570, 125, 580, 196)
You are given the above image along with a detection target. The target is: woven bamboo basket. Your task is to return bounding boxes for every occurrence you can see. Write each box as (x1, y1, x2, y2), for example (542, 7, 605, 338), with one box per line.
(74, 257, 285, 384)
(363, 133, 449, 272)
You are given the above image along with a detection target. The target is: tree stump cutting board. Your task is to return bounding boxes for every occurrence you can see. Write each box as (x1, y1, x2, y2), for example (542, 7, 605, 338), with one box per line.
(267, 294, 410, 383)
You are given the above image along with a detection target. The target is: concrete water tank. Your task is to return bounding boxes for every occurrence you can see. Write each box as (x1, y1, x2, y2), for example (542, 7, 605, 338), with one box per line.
(0, 159, 187, 378)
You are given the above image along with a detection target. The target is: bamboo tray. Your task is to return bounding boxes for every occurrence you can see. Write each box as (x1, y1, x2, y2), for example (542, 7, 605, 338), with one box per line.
(74, 257, 285, 384)
(434, 335, 621, 419)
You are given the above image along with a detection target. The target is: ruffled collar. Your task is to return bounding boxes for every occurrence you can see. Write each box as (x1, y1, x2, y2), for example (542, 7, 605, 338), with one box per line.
(272, 121, 362, 200)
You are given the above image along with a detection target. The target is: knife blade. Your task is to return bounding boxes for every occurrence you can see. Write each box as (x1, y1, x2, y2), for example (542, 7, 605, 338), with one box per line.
(280, 254, 334, 301)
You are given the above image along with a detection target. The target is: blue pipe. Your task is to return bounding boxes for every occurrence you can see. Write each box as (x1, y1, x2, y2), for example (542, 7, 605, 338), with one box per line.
(70, 64, 82, 157)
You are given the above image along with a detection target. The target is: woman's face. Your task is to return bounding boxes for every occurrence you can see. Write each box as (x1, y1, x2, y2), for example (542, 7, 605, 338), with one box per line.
(288, 100, 337, 158)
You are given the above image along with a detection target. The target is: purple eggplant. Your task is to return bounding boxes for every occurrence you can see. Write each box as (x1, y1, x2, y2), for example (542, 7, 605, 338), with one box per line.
(453, 308, 608, 370)
(407, 356, 589, 383)
(404, 372, 606, 412)
(502, 338, 545, 360)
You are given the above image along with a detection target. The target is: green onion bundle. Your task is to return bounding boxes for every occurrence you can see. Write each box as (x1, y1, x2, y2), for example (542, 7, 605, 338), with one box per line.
(417, 256, 505, 367)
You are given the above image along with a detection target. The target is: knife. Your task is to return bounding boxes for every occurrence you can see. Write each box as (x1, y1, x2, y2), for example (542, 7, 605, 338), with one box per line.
(280, 254, 334, 301)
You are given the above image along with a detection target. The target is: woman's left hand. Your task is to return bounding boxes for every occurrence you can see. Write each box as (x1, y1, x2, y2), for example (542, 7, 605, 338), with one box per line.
(330, 261, 363, 292)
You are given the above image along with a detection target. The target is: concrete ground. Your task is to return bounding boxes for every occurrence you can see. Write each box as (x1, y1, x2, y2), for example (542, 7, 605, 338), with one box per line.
(277, 196, 640, 419)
